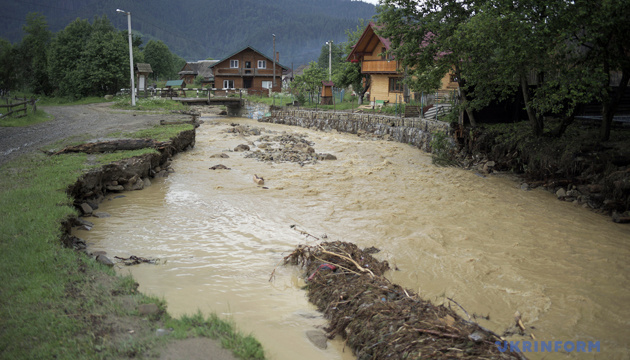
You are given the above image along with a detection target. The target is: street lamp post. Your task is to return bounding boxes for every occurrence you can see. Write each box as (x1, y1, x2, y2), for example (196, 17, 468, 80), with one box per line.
(117, 9, 135, 106)
(326, 40, 332, 81)
(272, 34, 276, 91)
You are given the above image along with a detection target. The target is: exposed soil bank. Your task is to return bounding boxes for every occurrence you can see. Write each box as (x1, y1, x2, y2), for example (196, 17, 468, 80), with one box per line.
(453, 120, 630, 221)
(61, 128, 195, 244)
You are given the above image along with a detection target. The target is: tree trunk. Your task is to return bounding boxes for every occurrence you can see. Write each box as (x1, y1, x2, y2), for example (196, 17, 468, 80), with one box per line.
(600, 68, 629, 141)
(50, 139, 169, 155)
(551, 114, 575, 137)
(455, 67, 476, 127)
(520, 74, 543, 136)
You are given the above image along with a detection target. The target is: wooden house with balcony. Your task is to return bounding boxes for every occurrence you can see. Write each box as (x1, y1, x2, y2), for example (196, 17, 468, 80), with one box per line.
(347, 22, 459, 106)
(210, 46, 289, 93)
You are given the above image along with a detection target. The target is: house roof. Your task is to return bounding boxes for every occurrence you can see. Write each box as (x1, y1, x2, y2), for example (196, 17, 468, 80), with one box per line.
(178, 60, 219, 79)
(210, 45, 290, 71)
(165, 79, 185, 87)
(346, 22, 392, 62)
(135, 63, 153, 73)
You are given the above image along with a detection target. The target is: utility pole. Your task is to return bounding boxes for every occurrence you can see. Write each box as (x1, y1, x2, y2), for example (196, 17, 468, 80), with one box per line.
(273, 34, 276, 91)
(327, 40, 332, 81)
(117, 9, 135, 106)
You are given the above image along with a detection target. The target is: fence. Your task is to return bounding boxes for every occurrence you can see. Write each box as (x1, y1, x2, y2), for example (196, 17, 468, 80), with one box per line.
(0, 97, 37, 119)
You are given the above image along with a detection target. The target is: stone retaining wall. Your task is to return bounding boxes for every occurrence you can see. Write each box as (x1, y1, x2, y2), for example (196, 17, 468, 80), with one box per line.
(260, 108, 451, 152)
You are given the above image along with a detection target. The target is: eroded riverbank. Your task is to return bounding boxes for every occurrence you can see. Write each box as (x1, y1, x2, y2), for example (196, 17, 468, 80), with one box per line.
(80, 113, 630, 360)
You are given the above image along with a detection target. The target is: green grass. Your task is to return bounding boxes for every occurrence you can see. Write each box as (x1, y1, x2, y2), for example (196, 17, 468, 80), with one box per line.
(0, 108, 52, 127)
(0, 118, 265, 359)
(112, 96, 188, 111)
(166, 312, 265, 360)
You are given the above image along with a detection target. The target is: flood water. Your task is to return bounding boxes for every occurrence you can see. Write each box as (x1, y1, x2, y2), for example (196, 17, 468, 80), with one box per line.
(81, 114, 630, 360)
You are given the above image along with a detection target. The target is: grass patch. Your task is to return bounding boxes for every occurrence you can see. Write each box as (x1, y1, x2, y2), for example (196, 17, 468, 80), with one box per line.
(113, 124, 194, 142)
(166, 312, 265, 360)
(112, 97, 188, 112)
(0, 108, 51, 127)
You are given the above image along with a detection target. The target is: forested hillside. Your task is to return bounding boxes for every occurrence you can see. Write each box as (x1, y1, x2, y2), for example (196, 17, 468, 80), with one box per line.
(0, 0, 375, 66)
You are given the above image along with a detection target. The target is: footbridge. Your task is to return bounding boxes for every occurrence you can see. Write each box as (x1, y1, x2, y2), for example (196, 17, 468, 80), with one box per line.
(176, 97, 244, 116)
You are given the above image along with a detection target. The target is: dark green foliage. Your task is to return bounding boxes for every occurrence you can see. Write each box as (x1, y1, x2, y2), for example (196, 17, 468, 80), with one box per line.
(47, 16, 128, 98)
(377, 0, 630, 139)
(16, 13, 53, 95)
(144, 40, 175, 81)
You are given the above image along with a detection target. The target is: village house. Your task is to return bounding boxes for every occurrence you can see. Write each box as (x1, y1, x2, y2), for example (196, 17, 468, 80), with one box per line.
(178, 60, 219, 87)
(347, 22, 459, 106)
(210, 46, 289, 93)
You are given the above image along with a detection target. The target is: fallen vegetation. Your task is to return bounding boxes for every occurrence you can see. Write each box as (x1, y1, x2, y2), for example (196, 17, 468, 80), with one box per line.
(282, 239, 524, 360)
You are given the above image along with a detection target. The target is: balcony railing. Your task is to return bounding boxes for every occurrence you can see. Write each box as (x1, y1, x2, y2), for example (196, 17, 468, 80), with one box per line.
(213, 68, 275, 76)
(361, 60, 399, 73)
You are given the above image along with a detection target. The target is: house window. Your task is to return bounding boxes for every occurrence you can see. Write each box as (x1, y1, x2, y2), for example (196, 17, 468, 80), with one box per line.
(258, 60, 266, 69)
(223, 80, 234, 89)
(262, 81, 272, 89)
(389, 77, 403, 92)
(450, 74, 459, 83)
(230, 60, 239, 68)
(380, 47, 394, 60)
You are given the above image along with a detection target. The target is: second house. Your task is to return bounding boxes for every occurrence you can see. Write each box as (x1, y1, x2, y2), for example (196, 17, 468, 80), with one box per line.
(210, 45, 289, 93)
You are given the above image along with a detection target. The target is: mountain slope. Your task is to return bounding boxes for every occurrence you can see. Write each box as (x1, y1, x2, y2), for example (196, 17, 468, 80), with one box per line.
(0, 0, 375, 66)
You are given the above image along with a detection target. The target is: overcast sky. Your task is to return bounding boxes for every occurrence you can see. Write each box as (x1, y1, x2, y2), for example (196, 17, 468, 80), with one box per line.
(357, 0, 380, 5)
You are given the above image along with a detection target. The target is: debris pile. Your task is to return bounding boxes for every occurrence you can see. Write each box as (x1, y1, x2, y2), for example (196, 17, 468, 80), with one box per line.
(283, 241, 524, 360)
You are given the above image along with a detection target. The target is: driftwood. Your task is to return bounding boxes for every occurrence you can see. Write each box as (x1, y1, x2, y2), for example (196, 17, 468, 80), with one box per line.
(114, 255, 159, 266)
(50, 139, 169, 155)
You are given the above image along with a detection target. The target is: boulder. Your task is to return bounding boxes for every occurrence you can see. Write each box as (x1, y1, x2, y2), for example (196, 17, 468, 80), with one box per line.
(138, 303, 160, 315)
(305, 330, 327, 350)
(319, 153, 337, 161)
(556, 188, 567, 198)
(80, 203, 93, 215)
(96, 254, 114, 267)
(234, 144, 250, 152)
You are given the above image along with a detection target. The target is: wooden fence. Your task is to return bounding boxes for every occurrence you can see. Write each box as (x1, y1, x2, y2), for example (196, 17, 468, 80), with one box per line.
(0, 97, 37, 119)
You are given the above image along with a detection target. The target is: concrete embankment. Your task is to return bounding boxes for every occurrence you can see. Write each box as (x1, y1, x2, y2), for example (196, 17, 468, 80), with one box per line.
(255, 106, 450, 152)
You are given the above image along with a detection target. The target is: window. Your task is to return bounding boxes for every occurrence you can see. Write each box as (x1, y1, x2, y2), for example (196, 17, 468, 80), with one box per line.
(389, 77, 403, 92)
(262, 81, 272, 89)
(223, 80, 234, 89)
(380, 47, 394, 60)
(258, 60, 266, 69)
(450, 74, 459, 83)
(230, 60, 239, 68)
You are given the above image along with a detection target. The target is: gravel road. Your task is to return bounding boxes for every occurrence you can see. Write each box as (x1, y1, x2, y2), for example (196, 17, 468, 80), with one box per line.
(0, 102, 187, 167)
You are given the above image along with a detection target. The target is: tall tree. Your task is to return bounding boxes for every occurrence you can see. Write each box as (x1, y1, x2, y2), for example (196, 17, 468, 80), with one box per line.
(18, 13, 52, 94)
(48, 16, 127, 98)
(48, 18, 93, 97)
(565, 0, 630, 141)
(377, 0, 480, 126)
(337, 19, 371, 104)
(0, 39, 17, 92)
(291, 62, 326, 103)
(143, 40, 174, 81)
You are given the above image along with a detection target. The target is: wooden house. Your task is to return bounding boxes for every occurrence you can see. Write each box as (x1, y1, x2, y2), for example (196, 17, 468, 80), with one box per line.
(347, 22, 459, 105)
(210, 46, 289, 93)
(321, 81, 334, 105)
(178, 60, 218, 87)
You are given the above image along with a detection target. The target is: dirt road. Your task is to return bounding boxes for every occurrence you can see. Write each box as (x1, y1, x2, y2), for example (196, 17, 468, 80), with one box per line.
(0, 102, 186, 166)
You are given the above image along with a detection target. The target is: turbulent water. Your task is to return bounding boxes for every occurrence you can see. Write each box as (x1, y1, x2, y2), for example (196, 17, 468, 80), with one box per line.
(81, 114, 630, 360)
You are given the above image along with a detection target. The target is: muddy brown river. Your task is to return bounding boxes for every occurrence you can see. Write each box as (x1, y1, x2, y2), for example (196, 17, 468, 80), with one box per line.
(80, 114, 630, 359)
